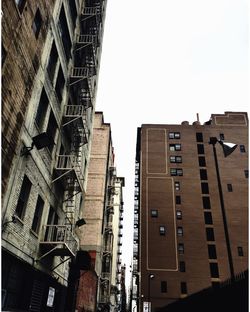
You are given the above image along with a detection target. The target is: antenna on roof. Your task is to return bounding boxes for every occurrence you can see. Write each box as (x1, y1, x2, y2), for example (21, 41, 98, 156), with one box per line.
(196, 113, 200, 123)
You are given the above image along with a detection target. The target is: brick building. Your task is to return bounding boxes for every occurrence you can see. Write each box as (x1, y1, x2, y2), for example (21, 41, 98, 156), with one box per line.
(132, 112, 248, 312)
(75, 112, 125, 312)
(2, 0, 108, 311)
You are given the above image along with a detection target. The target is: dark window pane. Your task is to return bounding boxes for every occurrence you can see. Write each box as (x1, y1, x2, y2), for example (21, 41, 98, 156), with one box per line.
(179, 261, 186, 272)
(196, 132, 203, 142)
(15, 0, 26, 12)
(161, 281, 167, 293)
(199, 156, 206, 167)
(31, 196, 44, 233)
(244, 170, 248, 178)
(201, 182, 209, 194)
(58, 5, 72, 61)
(170, 168, 177, 176)
(197, 144, 205, 154)
(210, 263, 219, 278)
(202, 197, 211, 209)
(208, 245, 217, 259)
(169, 132, 174, 139)
(15, 176, 32, 219)
(206, 228, 215, 241)
(227, 184, 233, 192)
(200, 169, 208, 180)
(176, 196, 181, 205)
(204, 212, 213, 225)
(177, 169, 183, 176)
(238, 246, 244, 256)
(151, 210, 158, 218)
(181, 282, 187, 294)
(47, 42, 59, 83)
(175, 144, 181, 151)
(32, 8, 42, 39)
(240, 145, 246, 153)
(55, 65, 65, 103)
(174, 132, 181, 139)
(35, 88, 49, 130)
(69, 0, 77, 27)
(46, 111, 58, 152)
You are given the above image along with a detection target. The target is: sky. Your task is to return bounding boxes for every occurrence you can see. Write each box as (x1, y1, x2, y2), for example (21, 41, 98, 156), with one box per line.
(95, 0, 249, 287)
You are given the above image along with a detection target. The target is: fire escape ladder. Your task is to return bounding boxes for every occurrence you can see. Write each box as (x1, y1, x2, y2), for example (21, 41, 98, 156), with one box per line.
(81, 6, 102, 25)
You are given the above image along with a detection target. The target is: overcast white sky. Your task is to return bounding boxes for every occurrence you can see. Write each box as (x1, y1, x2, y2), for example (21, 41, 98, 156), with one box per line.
(95, 0, 249, 285)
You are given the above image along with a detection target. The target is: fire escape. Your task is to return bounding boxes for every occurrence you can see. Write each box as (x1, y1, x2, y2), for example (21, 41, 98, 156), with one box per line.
(132, 161, 140, 301)
(99, 166, 117, 305)
(39, 0, 105, 260)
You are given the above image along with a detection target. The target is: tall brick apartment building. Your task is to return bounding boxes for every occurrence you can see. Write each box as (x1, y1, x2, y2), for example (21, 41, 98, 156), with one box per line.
(132, 112, 248, 312)
(2, 0, 108, 310)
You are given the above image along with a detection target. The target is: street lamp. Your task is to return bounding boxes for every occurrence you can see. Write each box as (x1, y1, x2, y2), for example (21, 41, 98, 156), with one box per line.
(209, 137, 237, 281)
(148, 274, 154, 312)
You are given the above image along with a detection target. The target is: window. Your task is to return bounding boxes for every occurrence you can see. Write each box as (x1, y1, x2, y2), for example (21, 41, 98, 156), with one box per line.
(170, 168, 183, 176)
(32, 8, 42, 39)
(176, 210, 182, 220)
(55, 65, 65, 103)
(31, 196, 44, 233)
(208, 245, 217, 259)
(15, 175, 32, 219)
(159, 226, 166, 236)
(35, 88, 49, 130)
(15, 0, 26, 13)
(181, 282, 187, 294)
(198, 156, 206, 167)
(177, 226, 183, 236)
(175, 182, 180, 191)
(46, 111, 57, 152)
(238, 246, 244, 256)
(45, 207, 59, 241)
(169, 132, 180, 139)
(161, 281, 167, 293)
(206, 228, 215, 241)
(196, 132, 203, 142)
(170, 156, 182, 163)
(151, 210, 158, 218)
(227, 184, 233, 192)
(69, 0, 77, 27)
(176, 196, 181, 205)
(200, 169, 208, 180)
(197, 144, 204, 154)
(58, 5, 72, 61)
(204, 212, 213, 225)
(202, 197, 211, 209)
(201, 182, 209, 194)
(210, 263, 219, 278)
(47, 41, 59, 83)
(244, 170, 248, 178)
(178, 243, 184, 254)
(179, 261, 186, 272)
(219, 133, 225, 140)
(169, 144, 181, 151)
(240, 145, 246, 153)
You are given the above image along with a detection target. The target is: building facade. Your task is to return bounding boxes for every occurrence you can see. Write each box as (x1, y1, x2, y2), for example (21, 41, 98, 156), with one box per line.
(132, 112, 248, 312)
(75, 112, 125, 312)
(2, 0, 108, 311)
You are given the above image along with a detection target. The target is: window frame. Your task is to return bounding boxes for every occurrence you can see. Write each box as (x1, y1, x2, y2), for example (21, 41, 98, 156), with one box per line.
(159, 226, 166, 236)
(31, 195, 44, 234)
(15, 175, 32, 220)
(240, 145, 246, 153)
(151, 210, 158, 218)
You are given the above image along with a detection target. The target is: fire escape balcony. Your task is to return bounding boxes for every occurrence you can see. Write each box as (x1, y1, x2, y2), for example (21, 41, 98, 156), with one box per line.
(62, 105, 89, 145)
(69, 67, 96, 87)
(52, 155, 84, 193)
(82, 6, 102, 26)
(39, 225, 78, 258)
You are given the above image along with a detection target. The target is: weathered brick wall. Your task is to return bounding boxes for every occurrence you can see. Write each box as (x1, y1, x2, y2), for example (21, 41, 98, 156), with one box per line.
(1, 0, 55, 196)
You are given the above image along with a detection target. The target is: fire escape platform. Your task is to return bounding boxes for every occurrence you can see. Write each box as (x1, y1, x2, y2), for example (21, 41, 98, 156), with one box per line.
(39, 225, 78, 259)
